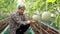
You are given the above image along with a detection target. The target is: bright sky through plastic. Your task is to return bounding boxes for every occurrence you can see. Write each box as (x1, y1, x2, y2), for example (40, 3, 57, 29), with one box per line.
(18, 0, 24, 5)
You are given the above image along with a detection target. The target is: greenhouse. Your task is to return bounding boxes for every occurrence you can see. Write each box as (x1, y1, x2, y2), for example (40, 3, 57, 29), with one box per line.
(0, 0, 60, 34)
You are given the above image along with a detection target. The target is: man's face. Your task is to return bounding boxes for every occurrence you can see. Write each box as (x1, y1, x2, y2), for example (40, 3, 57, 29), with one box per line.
(18, 8, 25, 15)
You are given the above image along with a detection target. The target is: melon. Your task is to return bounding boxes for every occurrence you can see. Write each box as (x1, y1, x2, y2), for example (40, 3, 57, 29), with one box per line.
(42, 12, 51, 21)
(32, 15, 40, 20)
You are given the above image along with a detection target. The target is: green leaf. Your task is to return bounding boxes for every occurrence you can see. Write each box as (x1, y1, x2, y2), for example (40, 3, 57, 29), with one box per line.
(47, 0, 56, 3)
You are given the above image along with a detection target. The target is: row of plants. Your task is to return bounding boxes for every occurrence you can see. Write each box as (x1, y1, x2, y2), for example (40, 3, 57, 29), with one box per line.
(22, 0, 60, 32)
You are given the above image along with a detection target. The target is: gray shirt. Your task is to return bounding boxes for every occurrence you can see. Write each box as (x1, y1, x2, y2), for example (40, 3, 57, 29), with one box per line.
(10, 12, 29, 34)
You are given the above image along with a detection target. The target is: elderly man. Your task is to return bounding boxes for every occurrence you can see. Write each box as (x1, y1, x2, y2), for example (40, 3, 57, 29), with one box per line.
(10, 4, 36, 34)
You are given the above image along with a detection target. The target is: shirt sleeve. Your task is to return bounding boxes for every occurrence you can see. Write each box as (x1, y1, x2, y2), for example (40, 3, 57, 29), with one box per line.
(11, 14, 30, 25)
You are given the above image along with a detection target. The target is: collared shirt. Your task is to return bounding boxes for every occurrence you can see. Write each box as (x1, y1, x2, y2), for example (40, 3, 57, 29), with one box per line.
(10, 11, 29, 34)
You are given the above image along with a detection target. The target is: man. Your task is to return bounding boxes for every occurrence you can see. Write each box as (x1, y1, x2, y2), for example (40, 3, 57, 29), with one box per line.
(10, 4, 36, 34)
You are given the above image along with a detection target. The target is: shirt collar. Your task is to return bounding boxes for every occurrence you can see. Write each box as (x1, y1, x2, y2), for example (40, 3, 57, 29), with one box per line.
(16, 11, 24, 16)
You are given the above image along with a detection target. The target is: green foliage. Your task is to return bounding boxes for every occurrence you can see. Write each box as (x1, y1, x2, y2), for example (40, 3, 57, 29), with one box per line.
(0, 0, 17, 20)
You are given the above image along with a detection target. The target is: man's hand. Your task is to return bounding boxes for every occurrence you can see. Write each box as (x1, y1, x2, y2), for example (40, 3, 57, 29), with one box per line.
(27, 20, 32, 24)
(31, 20, 37, 23)
(27, 19, 38, 24)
